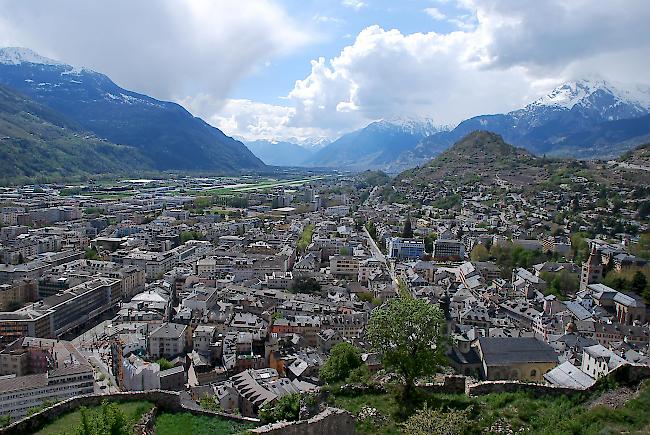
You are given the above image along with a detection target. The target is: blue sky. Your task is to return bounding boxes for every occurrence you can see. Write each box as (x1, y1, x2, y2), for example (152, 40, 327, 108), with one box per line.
(231, 0, 472, 105)
(0, 0, 649, 142)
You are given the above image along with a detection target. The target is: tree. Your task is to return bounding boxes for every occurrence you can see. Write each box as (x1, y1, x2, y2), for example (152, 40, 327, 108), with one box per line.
(366, 297, 446, 400)
(259, 393, 300, 424)
(319, 342, 362, 383)
(156, 358, 174, 371)
(424, 233, 437, 253)
(402, 216, 414, 239)
(85, 247, 100, 260)
(632, 271, 648, 294)
(74, 401, 131, 435)
(290, 277, 321, 294)
(402, 405, 471, 435)
(470, 244, 489, 262)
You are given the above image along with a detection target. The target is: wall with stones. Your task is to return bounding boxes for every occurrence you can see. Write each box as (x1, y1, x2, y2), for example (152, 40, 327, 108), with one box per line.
(251, 408, 356, 435)
(0, 390, 257, 435)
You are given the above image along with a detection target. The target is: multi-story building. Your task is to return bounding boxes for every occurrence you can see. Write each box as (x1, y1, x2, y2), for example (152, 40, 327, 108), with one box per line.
(0, 337, 94, 418)
(329, 255, 360, 279)
(387, 238, 425, 260)
(432, 239, 465, 262)
(149, 322, 188, 359)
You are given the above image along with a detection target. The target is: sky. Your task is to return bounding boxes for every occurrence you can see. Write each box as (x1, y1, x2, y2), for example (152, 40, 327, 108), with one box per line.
(0, 0, 649, 143)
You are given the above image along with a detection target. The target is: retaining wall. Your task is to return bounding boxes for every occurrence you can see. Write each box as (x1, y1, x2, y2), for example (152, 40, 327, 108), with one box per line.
(251, 407, 356, 435)
(0, 390, 257, 435)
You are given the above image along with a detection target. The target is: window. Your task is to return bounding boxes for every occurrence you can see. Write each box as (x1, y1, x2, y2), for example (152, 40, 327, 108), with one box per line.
(530, 369, 537, 377)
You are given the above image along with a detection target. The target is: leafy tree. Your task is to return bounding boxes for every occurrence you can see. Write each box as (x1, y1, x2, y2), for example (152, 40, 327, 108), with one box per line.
(180, 230, 203, 243)
(297, 224, 314, 251)
(403, 406, 471, 435)
(632, 271, 648, 294)
(0, 415, 9, 428)
(290, 277, 321, 294)
(156, 358, 174, 371)
(85, 247, 100, 260)
(366, 297, 446, 400)
(424, 233, 437, 253)
(74, 401, 131, 435)
(199, 395, 223, 412)
(365, 221, 378, 241)
(259, 393, 300, 424)
(346, 364, 373, 386)
(319, 342, 362, 383)
(402, 216, 414, 239)
(470, 244, 489, 262)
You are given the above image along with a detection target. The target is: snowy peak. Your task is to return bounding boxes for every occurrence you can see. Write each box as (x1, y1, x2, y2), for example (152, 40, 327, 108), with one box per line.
(529, 78, 650, 111)
(371, 116, 449, 136)
(0, 47, 64, 66)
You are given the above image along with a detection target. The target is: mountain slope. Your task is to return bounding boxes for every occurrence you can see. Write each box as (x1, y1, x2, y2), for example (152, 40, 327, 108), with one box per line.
(306, 118, 446, 170)
(395, 131, 546, 187)
(244, 140, 315, 166)
(0, 83, 149, 181)
(0, 47, 265, 172)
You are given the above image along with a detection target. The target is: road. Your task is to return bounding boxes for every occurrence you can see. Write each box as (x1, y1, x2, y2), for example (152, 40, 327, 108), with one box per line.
(363, 226, 398, 286)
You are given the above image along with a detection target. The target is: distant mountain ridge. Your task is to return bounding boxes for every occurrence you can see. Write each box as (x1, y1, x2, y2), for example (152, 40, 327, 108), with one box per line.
(0, 47, 265, 172)
(307, 78, 650, 171)
(305, 118, 448, 169)
(244, 139, 316, 166)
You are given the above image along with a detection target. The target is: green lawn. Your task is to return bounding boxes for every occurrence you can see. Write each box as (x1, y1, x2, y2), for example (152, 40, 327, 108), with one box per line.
(155, 412, 256, 435)
(333, 380, 650, 435)
(35, 401, 153, 435)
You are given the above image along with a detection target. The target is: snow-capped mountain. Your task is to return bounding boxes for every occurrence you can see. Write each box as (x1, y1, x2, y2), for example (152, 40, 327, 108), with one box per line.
(0, 47, 64, 66)
(0, 47, 264, 171)
(529, 78, 650, 113)
(309, 78, 650, 171)
(304, 117, 448, 170)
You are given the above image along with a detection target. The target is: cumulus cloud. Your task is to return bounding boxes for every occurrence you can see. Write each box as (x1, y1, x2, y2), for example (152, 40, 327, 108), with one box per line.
(0, 0, 311, 104)
(275, 0, 650, 137)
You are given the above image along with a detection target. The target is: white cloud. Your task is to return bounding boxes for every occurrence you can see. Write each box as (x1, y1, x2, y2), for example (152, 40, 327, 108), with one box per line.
(423, 7, 446, 20)
(341, 0, 366, 11)
(276, 0, 650, 136)
(0, 0, 312, 104)
(182, 97, 331, 142)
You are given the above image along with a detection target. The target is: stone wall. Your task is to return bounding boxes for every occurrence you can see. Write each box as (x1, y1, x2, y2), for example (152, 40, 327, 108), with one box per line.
(251, 407, 356, 435)
(0, 390, 258, 435)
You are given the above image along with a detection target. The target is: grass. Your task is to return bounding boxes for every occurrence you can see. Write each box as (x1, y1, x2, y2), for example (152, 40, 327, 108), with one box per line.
(332, 380, 650, 435)
(297, 224, 314, 251)
(155, 412, 256, 435)
(35, 401, 154, 435)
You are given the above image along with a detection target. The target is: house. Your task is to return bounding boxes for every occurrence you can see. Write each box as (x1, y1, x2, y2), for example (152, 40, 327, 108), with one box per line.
(475, 337, 558, 381)
(581, 344, 627, 379)
(149, 322, 189, 359)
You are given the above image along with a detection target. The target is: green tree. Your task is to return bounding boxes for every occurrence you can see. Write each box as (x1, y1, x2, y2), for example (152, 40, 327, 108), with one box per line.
(156, 358, 174, 371)
(85, 247, 100, 260)
(319, 342, 362, 384)
(366, 297, 446, 400)
(632, 271, 648, 294)
(180, 230, 203, 243)
(424, 233, 437, 253)
(74, 401, 131, 435)
(290, 277, 321, 294)
(470, 244, 489, 262)
(258, 393, 300, 424)
(402, 216, 414, 239)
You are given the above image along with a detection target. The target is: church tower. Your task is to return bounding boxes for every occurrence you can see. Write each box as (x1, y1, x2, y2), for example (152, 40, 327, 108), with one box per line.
(580, 246, 602, 291)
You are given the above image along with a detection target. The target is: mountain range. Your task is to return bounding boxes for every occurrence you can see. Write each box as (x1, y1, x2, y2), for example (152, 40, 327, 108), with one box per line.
(244, 139, 317, 167)
(305, 79, 650, 172)
(0, 47, 264, 178)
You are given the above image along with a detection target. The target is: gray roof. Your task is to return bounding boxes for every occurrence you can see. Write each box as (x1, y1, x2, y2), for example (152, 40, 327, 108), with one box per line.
(544, 361, 595, 389)
(478, 337, 557, 365)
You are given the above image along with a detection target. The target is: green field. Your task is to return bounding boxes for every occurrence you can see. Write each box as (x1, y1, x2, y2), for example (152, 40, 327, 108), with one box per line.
(35, 401, 153, 435)
(154, 412, 256, 435)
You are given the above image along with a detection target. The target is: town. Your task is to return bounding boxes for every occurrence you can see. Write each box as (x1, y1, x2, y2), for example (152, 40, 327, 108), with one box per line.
(0, 144, 648, 433)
